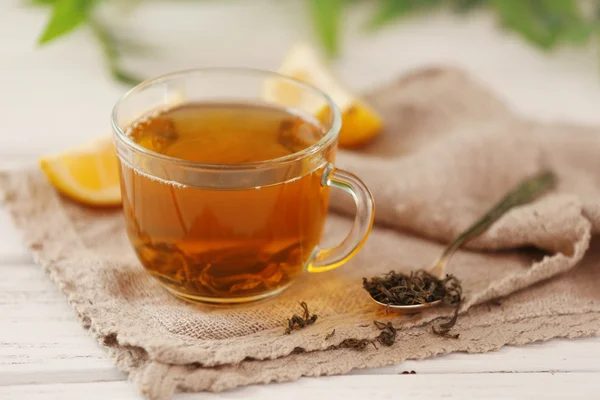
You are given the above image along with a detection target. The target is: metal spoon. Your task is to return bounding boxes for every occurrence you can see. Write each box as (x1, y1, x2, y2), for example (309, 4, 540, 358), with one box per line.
(369, 170, 557, 313)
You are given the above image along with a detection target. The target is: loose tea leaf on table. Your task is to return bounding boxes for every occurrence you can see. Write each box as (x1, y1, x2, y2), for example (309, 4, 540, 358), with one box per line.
(373, 320, 397, 347)
(325, 329, 336, 340)
(335, 320, 398, 351)
(432, 306, 460, 339)
(284, 301, 318, 334)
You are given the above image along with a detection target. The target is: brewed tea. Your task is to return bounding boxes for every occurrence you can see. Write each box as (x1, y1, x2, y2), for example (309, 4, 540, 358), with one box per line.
(120, 102, 332, 301)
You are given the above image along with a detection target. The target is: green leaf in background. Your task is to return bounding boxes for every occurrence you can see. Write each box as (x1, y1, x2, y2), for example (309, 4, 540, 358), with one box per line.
(111, 69, 143, 86)
(38, 0, 95, 44)
(561, 22, 595, 45)
(368, 0, 443, 30)
(88, 19, 143, 86)
(492, 0, 556, 50)
(26, 0, 600, 83)
(307, 0, 343, 57)
(538, 0, 594, 46)
(29, 0, 59, 5)
(452, 0, 490, 13)
(367, 0, 413, 29)
(491, 0, 588, 51)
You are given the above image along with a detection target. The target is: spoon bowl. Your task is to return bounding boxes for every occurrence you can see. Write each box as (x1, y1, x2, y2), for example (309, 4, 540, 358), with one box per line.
(370, 297, 442, 314)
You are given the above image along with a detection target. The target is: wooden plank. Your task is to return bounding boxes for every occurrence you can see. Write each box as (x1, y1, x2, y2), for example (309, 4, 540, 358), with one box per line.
(352, 336, 600, 375)
(0, 373, 597, 400)
(0, 263, 122, 386)
(0, 211, 31, 264)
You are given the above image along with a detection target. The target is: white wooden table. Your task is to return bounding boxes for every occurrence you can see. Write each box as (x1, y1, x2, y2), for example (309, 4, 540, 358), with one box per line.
(2, 1, 600, 398)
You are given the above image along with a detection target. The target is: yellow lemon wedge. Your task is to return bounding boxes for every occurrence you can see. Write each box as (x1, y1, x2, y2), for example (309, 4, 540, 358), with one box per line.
(39, 136, 121, 207)
(264, 43, 383, 148)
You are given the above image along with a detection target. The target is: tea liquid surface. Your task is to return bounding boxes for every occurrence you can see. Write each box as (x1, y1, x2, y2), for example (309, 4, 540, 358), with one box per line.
(120, 102, 332, 301)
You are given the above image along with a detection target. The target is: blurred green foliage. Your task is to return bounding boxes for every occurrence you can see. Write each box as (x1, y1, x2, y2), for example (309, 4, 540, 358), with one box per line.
(321, 0, 600, 52)
(29, 0, 600, 85)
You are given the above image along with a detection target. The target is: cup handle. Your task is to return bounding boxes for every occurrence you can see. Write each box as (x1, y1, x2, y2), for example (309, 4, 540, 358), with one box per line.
(307, 163, 375, 273)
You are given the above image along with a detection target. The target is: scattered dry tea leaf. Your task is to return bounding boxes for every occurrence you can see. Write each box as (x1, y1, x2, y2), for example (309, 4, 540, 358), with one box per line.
(337, 338, 374, 350)
(432, 306, 460, 339)
(335, 321, 398, 351)
(284, 302, 318, 334)
(373, 321, 397, 347)
(325, 329, 336, 340)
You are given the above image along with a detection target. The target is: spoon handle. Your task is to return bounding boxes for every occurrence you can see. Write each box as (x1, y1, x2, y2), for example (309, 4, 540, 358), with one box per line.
(439, 170, 557, 260)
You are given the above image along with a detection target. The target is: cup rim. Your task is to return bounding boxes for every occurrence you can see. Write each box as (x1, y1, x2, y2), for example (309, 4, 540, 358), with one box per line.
(111, 67, 342, 171)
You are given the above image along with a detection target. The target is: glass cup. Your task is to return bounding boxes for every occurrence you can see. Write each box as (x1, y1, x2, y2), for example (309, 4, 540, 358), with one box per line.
(111, 68, 375, 304)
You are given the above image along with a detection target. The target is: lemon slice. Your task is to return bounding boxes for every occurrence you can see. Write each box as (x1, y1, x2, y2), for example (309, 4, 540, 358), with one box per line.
(39, 136, 121, 207)
(264, 43, 383, 148)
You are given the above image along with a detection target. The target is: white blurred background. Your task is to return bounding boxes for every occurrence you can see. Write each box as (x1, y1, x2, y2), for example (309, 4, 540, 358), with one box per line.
(2, 0, 600, 158)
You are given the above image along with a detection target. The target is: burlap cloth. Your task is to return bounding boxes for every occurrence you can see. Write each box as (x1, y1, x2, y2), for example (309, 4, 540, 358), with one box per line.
(2, 67, 600, 399)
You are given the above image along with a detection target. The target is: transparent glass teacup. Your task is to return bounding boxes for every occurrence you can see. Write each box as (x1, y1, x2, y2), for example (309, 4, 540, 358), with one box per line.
(112, 68, 375, 304)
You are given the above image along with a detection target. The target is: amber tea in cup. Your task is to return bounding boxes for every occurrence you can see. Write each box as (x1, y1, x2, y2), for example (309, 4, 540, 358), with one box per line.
(124, 103, 329, 298)
(112, 69, 374, 303)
